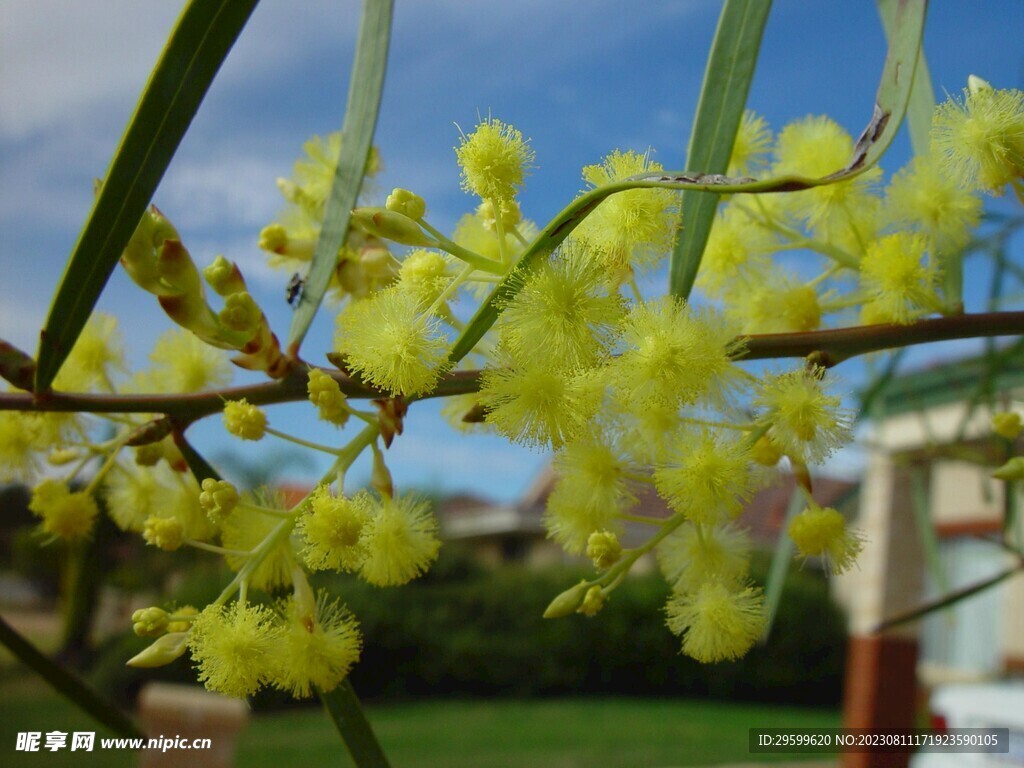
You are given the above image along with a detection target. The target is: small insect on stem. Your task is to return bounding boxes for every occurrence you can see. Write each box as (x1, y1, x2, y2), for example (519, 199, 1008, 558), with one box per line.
(286, 273, 305, 307)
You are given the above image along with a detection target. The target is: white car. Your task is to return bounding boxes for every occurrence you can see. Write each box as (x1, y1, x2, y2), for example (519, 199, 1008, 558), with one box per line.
(911, 683, 1024, 768)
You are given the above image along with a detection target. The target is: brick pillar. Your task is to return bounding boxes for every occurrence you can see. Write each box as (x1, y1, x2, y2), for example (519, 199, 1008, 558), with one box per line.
(836, 452, 925, 768)
(842, 635, 919, 768)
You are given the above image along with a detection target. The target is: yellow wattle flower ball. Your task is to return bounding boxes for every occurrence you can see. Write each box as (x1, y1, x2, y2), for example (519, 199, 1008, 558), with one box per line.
(297, 486, 372, 572)
(223, 398, 267, 441)
(270, 596, 362, 699)
(665, 581, 765, 663)
(28, 480, 99, 540)
(859, 232, 939, 325)
(930, 78, 1024, 194)
(455, 117, 534, 203)
(335, 286, 449, 397)
(756, 366, 852, 464)
(574, 149, 677, 276)
(188, 602, 283, 698)
(358, 495, 441, 587)
(788, 505, 864, 575)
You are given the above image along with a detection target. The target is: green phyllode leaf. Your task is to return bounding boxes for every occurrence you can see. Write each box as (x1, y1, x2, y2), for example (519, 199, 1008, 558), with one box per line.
(286, 0, 394, 355)
(669, 0, 772, 299)
(35, 0, 259, 393)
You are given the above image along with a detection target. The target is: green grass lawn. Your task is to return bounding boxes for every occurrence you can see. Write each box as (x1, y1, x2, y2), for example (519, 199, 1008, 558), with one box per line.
(0, 673, 840, 767)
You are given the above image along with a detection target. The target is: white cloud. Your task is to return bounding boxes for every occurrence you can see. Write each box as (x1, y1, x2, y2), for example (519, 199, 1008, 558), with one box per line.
(0, 2, 180, 140)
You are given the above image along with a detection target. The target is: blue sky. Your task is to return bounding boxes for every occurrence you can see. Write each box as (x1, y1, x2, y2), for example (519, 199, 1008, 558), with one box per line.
(2, 1, 1023, 502)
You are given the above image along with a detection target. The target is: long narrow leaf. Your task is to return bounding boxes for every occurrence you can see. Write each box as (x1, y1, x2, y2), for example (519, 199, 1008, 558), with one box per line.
(319, 680, 391, 768)
(287, 0, 394, 354)
(874, 562, 1021, 633)
(877, 0, 935, 156)
(669, 0, 771, 299)
(910, 467, 949, 596)
(0, 615, 144, 739)
(35, 0, 259, 393)
(760, 482, 802, 642)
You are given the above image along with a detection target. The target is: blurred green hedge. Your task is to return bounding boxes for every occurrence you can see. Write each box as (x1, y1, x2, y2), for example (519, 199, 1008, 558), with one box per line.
(91, 545, 845, 707)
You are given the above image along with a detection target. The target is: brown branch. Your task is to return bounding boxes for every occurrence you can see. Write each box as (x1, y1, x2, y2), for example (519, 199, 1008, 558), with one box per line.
(2, 311, 1023, 420)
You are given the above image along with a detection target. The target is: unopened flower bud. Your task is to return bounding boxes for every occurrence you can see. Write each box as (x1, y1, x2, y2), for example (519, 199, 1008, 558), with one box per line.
(477, 199, 521, 229)
(577, 586, 606, 617)
(223, 399, 267, 441)
(219, 292, 262, 334)
(968, 74, 993, 95)
(351, 207, 436, 247)
(132, 607, 170, 637)
(166, 606, 198, 634)
(385, 188, 427, 220)
(199, 478, 239, 523)
(143, 516, 185, 551)
(204, 255, 247, 297)
(371, 448, 394, 499)
(126, 632, 190, 668)
(993, 412, 1022, 440)
(586, 531, 622, 569)
(993, 456, 1024, 481)
(543, 581, 589, 619)
(47, 449, 80, 466)
(133, 443, 163, 467)
(307, 368, 350, 427)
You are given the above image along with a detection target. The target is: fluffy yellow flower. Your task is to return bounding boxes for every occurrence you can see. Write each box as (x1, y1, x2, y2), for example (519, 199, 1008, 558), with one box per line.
(455, 118, 534, 202)
(335, 286, 449, 397)
(931, 78, 1024, 193)
(772, 115, 881, 247)
(665, 581, 765, 663)
(189, 602, 283, 697)
(359, 495, 441, 587)
(29, 480, 98, 540)
(271, 595, 362, 698)
(728, 111, 773, 176)
(725, 272, 822, 334)
(138, 329, 232, 393)
(221, 502, 296, 592)
(885, 156, 982, 253)
(608, 298, 742, 409)
(654, 430, 752, 525)
(859, 232, 939, 325)
(0, 411, 42, 483)
(788, 505, 864, 574)
(658, 523, 751, 594)
(297, 486, 372, 572)
(756, 367, 852, 464)
(479, 354, 602, 450)
(54, 313, 125, 393)
(574, 149, 677, 276)
(696, 205, 775, 298)
(398, 250, 453, 308)
(544, 432, 634, 554)
(498, 247, 624, 372)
